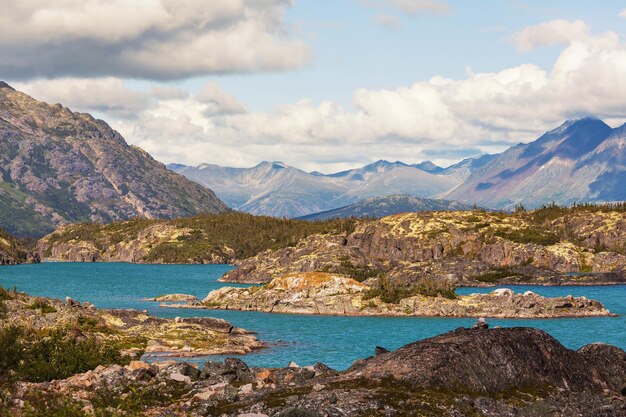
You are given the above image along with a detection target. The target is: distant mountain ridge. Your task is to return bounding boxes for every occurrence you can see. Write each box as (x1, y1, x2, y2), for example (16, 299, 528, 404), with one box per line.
(298, 194, 476, 220)
(0, 82, 227, 236)
(169, 157, 488, 218)
(171, 117, 625, 216)
(444, 118, 626, 209)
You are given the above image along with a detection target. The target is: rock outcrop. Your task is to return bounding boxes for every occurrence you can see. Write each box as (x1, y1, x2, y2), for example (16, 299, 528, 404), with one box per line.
(6, 327, 625, 416)
(1, 290, 263, 357)
(0, 82, 227, 237)
(223, 209, 626, 286)
(147, 294, 198, 302)
(0, 227, 39, 265)
(187, 272, 614, 318)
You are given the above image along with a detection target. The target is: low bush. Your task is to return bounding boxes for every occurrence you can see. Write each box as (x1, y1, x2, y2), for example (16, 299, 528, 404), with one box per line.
(0, 285, 14, 301)
(362, 277, 456, 304)
(26, 299, 57, 314)
(322, 258, 381, 282)
(473, 267, 518, 283)
(0, 326, 130, 383)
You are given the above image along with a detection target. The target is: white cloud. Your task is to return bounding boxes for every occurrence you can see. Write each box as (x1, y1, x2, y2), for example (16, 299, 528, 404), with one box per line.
(510, 19, 590, 51)
(195, 82, 246, 116)
(0, 0, 309, 80)
(363, 0, 450, 28)
(374, 14, 403, 30)
(383, 0, 451, 15)
(620, 9, 626, 18)
(11, 21, 626, 172)
(13, 78, 154, 118)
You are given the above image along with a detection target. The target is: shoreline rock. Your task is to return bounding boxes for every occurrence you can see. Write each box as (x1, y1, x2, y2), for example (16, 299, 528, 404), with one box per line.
(145, 293, 198, 302)
(1, 291, 265, 358)
(177, 272, 615, 318)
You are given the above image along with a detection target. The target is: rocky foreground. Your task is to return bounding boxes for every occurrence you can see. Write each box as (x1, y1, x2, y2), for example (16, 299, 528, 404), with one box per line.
(1, 290, 263, 358)
(5, 326, 625, 416)
(173, 272, 613, 318)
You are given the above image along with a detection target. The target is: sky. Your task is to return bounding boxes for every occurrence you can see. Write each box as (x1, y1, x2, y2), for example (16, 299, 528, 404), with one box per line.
(1, 0, 626, 173)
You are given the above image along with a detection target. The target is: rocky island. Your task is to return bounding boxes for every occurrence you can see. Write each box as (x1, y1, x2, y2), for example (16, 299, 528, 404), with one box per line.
(173, 271, 613, 318)
(222, 206, 626, 287)
(3, 326, 624, 416)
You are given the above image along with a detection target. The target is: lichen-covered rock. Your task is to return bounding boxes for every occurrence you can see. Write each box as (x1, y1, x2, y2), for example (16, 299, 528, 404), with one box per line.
(196, 272, 613, 318)
(147, 293, 198, 302)
(1, 290, 264, 358)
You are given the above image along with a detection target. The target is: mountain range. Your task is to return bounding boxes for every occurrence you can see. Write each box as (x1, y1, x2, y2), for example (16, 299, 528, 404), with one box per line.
(297, 194, 476, 220)
(444, 118, 626, 209)
(0, 82, 227, 236)
(168, 156, 494, 218)
(172, 118, 626, 216)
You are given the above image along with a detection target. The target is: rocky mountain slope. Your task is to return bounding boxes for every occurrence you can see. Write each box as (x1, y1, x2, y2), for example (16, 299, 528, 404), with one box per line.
(6, 327, 625, 416)
(0, 82, 227, 237)
(169, 160, 466, 218)
(222, 205, 626, 290)
(444, 118, 626, 209)
(298, 194, 475, 220)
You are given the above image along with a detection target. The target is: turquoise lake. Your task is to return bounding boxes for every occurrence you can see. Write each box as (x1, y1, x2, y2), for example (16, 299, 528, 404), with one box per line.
(0, 262, 624, 371)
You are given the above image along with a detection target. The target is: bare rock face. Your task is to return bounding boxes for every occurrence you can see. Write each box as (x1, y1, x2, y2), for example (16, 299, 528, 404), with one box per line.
(0, 82, 227, 237)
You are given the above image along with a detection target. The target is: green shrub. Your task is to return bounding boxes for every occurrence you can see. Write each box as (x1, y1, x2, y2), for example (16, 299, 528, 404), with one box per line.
(529, 202, 626, 223)
(413, 277, 457, 299)
(473, 267, 518, 283)
(0, 285, 14, 301)
(22, 391, 86, 417)
(91, 382, 188, 416)
(26, 299, 57, 314)
(0, 326, 130, 383)
(362, 277, 456, 304)
(322, 258, 381, 282)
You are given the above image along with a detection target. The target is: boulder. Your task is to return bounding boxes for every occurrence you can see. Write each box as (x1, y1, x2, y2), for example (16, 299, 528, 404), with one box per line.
(374, 346, 390, 355)
(201, 358, 254, 383)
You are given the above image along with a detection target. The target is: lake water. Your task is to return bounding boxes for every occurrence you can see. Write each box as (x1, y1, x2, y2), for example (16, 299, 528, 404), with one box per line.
(0, 262, 624, 371)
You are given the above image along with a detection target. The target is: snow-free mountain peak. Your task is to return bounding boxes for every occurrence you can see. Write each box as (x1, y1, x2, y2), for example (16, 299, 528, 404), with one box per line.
(443, 117, 622, 209)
